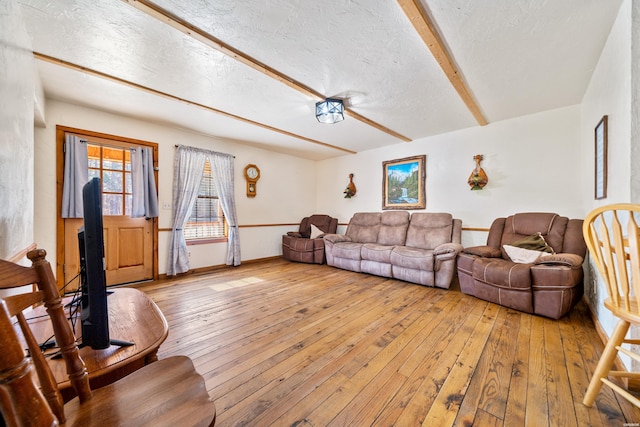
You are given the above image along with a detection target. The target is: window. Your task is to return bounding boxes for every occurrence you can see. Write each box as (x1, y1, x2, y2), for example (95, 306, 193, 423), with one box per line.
(87, 144, 132, 216)
(184, 159, 227, 242)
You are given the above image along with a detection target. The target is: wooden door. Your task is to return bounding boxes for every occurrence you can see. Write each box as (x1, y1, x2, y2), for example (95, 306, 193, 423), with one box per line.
(104, 216, 153, 285)
(58, 128, 157, 292)
(63, 213, 153, 290)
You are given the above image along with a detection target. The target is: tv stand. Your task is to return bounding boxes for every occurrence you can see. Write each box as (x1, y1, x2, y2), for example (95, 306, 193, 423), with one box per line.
(26, 288, 169, 402)
(78, 338, 134, 348)
(108, 338, 134, 347)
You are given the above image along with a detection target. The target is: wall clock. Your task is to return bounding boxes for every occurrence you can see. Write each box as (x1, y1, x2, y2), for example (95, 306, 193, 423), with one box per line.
(243, 164, 260, 197)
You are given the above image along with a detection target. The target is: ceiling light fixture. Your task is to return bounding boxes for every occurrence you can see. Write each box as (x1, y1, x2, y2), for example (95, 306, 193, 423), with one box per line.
(315, 98, 345, 124)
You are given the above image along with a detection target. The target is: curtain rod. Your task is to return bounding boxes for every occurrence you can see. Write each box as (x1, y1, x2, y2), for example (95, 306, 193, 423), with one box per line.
(174, 144, 235, 158)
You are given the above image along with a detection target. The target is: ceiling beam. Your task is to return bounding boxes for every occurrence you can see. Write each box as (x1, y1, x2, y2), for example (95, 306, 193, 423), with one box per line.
(33, 52, 356, 155)
(397, 0, 488, 126)
(122, 0, 412, 142)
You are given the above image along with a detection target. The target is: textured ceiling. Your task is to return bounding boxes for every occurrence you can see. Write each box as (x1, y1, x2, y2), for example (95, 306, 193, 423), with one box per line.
(17, 0, 622, 160)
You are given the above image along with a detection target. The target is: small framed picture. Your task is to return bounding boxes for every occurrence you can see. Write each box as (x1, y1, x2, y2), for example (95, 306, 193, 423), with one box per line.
(382, 155, 426, 210)
(594, 115, 608, 200)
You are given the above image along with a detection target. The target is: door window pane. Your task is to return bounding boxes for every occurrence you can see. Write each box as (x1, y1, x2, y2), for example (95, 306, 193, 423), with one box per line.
(102, 147, 123, 171)
(87, 143, 132, 217)
(103, 194, 123, 215)
(103, 170, 124, 193)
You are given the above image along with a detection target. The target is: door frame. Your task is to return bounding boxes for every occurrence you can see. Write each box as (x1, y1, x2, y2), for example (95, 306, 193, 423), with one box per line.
(55, 125, 159, 290)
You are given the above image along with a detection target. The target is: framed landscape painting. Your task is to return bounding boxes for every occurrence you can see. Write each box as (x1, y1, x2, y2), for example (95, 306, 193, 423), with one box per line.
(382, 155, 426, 210)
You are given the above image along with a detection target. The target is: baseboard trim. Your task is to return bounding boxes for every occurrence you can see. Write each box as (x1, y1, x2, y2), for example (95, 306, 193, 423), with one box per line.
(157, 256, 281, 280)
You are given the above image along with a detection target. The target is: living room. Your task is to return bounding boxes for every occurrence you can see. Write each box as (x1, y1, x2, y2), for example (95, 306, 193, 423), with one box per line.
(1, 0, 639, 425)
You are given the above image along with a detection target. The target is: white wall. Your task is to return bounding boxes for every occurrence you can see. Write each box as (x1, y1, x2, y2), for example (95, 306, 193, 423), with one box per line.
(580, 0, 637, 369)
(316, 105, 584, 248)
(34, 100, 317, 273)
(581, 0, 632, 207)
(0, 0, 35, 260)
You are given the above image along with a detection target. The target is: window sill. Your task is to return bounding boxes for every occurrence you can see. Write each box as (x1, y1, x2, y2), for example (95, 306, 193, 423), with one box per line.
(186, 237, 228, 245)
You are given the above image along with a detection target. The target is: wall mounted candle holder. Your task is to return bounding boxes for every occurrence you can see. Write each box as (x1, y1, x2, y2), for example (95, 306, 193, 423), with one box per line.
(468, 155, 488, 190)
(344, 173, 356, 198)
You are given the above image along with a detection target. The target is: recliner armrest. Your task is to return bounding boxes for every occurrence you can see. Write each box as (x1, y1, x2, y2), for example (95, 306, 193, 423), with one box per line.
(534, 253, 584, 268)
(323, 234, 351, 244)
(434, 243, 464, 256)
(287, 231, 304, 238)
(462, 246, 502, 258)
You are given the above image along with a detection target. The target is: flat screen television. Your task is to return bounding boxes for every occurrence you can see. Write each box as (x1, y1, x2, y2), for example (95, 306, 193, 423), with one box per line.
(79, 177, 110, 349)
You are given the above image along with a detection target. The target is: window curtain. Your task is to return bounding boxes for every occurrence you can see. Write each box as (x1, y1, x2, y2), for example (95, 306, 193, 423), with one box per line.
(61, 134, 88, 218)
(131, 147, 159, 219)
(210, 152, 241, 266)
(167, 146, 208, 276)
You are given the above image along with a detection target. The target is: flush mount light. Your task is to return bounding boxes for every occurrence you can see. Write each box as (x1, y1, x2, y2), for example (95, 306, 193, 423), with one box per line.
(315, 98, 344, 124)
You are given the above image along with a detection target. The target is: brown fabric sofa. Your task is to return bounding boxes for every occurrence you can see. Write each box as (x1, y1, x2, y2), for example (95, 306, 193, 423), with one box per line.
(282, 214, 338, 264)
(457, 212, 586, 319)
(323, 211, 463, 288)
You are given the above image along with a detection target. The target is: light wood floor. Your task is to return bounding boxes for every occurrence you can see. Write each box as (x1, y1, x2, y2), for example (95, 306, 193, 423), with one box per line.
(131, 259, 640, 426)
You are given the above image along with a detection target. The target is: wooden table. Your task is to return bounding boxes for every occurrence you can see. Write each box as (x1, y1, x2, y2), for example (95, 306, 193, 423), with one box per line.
(28, 288, 169, 401)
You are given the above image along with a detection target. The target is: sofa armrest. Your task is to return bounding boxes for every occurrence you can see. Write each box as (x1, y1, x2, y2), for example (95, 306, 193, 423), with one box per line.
(462, 245, 502, 258)
(323, 234, 351, 244)
(434, 242, 464, 256)
(287, 231, 303, 238)
(534, 253, 584, 268)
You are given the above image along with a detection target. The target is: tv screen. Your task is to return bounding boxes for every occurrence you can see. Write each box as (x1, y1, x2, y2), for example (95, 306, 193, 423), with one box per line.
(79, 177, 110, 349)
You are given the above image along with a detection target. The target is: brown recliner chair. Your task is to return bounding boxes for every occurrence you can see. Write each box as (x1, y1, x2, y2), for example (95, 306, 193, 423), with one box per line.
(457, 212, 586, 319)
(282, 214, 338, 264)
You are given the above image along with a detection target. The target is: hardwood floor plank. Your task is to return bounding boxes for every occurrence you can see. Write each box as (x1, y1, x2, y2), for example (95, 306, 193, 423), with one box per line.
(569, 298, 630, 425)
(453, 307, 525, 426)
(129, 259, 640, 426)
(205, 281, 410, 397)
(502, 311, 531, 426)
(326, 296, 473, 426)
(481, 309, 522, 419)
(377, 301, 495, 426)
(343, 371, 408, 426)
(472, 408, 503, 427)
(557, 308, 606, 427)
(217, 283, 429, 424)
(543, 316, 578, 427)
(421, 302, 498, 426)
(525, 315, 550, 427)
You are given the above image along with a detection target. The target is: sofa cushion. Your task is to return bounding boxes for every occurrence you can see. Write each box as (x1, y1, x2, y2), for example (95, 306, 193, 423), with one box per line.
(377, 211, 410, 246)
(362, 243, 395, 263)
(390, 246, 434, 271)
(472, 258, 531, 289)
(331, 242, 364, 260)
(501, 213, 568, 254)
(405, 213, 453, 250)
(463, 246, 502, 258)
(345, 213, 381, 243)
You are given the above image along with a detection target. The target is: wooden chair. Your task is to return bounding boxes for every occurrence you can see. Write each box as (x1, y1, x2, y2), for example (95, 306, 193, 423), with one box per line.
(0, 249, 216, 426)
(583, 204, 640, 408)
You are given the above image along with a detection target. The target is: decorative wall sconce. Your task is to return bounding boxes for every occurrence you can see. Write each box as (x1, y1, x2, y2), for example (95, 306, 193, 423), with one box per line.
(344, 173, 357, 198)
(468, 155, 488, 190)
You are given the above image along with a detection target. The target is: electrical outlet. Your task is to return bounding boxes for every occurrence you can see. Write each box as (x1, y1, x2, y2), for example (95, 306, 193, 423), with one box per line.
(162, 202, 171, 210)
